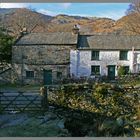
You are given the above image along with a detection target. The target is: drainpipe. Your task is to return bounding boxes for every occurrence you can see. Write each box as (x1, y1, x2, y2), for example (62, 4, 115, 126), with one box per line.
(21, 48, 27, 86)
(132, 47, 135, 73)
(76, 50, 80, 77)
(21, 52, 24, 86)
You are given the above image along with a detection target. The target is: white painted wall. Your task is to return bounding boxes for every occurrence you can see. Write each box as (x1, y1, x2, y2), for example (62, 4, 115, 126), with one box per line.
(70, 50, 140, 77)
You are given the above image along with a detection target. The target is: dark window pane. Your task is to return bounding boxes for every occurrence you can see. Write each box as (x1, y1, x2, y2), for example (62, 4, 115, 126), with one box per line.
(124, 66, 129, 74)
(91, 51, 99, 60)
(26, 71, 34, 78)
(91, 66, 100, 75)
(120, 51, 128, 60)
(57, 72, 62, 79)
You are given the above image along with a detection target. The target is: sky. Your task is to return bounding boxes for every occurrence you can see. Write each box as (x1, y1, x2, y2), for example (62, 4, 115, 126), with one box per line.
(0, 3, 130, 20)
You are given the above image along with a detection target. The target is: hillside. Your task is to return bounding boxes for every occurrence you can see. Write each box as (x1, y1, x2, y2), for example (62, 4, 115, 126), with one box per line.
(0, 8, 139, 37)
(115, 13, 140, 34)
(0, 8, 52, 36)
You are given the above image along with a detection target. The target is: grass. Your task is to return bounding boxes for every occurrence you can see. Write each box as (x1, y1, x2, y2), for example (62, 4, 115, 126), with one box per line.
(0, 113, 69, 137)
(0, 83, 42, 91)
(0, 123, 61, 137)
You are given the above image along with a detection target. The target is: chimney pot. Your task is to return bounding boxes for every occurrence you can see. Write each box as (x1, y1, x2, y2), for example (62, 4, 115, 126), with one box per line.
(72, 24, 79, 34)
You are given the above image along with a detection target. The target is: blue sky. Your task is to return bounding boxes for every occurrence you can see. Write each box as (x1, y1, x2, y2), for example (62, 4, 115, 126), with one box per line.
(0, 3, 130, 20)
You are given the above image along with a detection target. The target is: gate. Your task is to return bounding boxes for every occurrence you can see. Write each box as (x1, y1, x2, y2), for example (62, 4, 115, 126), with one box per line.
(0, 91, 43, 112)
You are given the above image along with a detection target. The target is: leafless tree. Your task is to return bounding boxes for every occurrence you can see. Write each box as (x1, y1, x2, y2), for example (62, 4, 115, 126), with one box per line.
(125, 0, 140, 34)
(0, 8, 49, 39)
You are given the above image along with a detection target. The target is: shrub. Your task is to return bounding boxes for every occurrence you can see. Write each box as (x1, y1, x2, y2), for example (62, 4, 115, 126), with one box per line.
(118, 66, 126, 76)
(48, 83, 136, 119)
(94, 84, 108, 95)
(48, 83, 137, 136)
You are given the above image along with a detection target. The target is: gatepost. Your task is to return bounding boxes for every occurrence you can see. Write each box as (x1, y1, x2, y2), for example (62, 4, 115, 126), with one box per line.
(40, 86, 48, 112)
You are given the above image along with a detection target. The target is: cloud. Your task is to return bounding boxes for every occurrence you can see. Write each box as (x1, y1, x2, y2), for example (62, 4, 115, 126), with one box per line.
(37, 9, 57, 16)
(0, 3, 29, 8)
(66, 13, 92, 17)
(96, 9, 126, 20)
(59, 3, 71, 9)
(38, 9, 92, 18)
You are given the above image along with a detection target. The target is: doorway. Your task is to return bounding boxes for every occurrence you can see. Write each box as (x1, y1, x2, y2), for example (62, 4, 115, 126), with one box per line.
(108, 65, 115, 80)
(43, 70, 52, 85)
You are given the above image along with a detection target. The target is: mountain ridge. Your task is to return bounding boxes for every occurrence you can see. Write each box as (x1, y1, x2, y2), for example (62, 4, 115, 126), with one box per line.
(0, 8, 139, 36)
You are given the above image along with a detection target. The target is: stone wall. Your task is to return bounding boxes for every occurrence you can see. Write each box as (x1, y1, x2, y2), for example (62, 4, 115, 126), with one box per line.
(12, 64, 70, 85)
(12, 45, 75, 65)
(12, 44, 76, 84)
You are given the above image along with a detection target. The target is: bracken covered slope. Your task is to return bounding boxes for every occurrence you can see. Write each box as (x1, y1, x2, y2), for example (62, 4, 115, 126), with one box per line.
(0, 8, 140, 36)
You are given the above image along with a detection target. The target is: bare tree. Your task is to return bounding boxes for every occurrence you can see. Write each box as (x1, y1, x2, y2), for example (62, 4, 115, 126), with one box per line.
(126, 0, 140, 14)
(125, 0, 140, 34)
(1, 8, 50, 38)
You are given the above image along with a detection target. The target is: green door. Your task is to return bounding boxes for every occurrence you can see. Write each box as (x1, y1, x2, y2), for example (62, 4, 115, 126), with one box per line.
(108, 65, 115, 80)
(43, 70, 52, 85)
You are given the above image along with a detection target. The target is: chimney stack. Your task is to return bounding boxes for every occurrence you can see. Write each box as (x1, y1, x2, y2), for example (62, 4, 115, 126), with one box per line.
(72, 24, 79, 34)
(20, 27, 27, 35)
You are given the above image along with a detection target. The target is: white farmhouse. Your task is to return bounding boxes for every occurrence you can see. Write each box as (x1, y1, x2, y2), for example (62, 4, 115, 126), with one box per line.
(70, 34, 140, 80)
(9, 28, 140, 85)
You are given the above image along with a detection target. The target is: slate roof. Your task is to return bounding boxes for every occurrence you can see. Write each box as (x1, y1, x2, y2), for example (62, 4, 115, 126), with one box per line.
(16, 32, 78, 45)
(16, 32, 140, 50)
(78, 34, 140, 50)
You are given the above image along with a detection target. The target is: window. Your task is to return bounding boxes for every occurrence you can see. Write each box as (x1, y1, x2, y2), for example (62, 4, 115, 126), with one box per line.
(57, 72, 62, 79)
(120, 51, 128, 60)
(124, 66, 130, 75)
(26, 71, 34, 78)
(91, 66, 100, 75)
(91, 51, 99, 60)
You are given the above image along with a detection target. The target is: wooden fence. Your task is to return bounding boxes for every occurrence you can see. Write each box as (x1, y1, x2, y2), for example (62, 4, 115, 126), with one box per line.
(0, 91, 47, 112)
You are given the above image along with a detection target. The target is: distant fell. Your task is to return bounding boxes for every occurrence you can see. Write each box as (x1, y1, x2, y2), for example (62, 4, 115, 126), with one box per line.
(0, 8, 139, 37)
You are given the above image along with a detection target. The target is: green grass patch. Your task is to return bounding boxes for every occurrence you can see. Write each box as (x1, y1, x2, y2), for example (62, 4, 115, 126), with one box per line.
(0, 124, 61, 137)
(0, 83, 42, 91)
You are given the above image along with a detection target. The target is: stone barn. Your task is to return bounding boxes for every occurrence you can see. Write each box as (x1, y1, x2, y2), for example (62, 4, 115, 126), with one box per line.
(12, 32, 78, 85)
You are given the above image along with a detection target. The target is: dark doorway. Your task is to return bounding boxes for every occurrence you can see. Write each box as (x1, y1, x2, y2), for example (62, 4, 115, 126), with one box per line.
(108, 65, 116, 80)
(43, 70, 52, 85)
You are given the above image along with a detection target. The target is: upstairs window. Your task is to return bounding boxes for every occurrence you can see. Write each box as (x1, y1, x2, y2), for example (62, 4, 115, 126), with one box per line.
(91, 51, 99, 60)
(91, 66, 100, 75)
(120, 51, 128, 60)
(26, 71, 34, 78)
